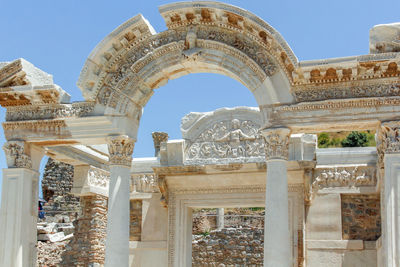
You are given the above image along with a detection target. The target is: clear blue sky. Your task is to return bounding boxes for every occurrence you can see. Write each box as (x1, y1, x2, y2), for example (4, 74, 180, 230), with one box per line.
(0, 0, 399, 199)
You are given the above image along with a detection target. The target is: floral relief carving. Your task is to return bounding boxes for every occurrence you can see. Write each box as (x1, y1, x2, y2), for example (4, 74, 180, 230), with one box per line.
(185, 119, 264, 163)
(5, 102, 95, 121)
(293, 83, 400, 102)
(107, 135, 135, 167)
(379, 121, 400, 154)
(261, 127, 290, 160)
(3, 141, 32, 169)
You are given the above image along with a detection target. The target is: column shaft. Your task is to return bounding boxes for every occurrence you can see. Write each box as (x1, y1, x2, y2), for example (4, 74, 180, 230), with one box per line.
(261, 127, 291, 267)
(0, 169, 39, 267)
(104, 135, 134, 267)
(265, 160, 291, 267)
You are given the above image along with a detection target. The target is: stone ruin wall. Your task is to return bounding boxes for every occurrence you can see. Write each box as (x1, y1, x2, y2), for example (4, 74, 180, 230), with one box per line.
(41, 158, 80, 219)
(192, 228, 264, 267)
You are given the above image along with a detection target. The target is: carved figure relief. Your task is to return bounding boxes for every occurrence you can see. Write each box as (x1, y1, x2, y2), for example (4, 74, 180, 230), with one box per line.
(261, 127, 290, 160)
(88, 167, 110, 188)
(185, 119, 264, 162)
(311, 166, 376, 194)
(132, 174, 160, 193)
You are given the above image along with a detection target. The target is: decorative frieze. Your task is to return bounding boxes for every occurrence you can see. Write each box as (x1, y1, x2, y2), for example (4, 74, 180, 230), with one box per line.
(293, 83, 400, 102)
(311, 166, 376, 194)
(3, 120, 69, 140)
(185, 118, 265, 163)
(275, 96, 400, 113)
(260, 127, 290, 161)
(3, 140, 32, 169)
(107, 135, 135, 166)
(131, 174, 160, 193)
(5, 102, 95, 122)
(88, 167, 110, 189)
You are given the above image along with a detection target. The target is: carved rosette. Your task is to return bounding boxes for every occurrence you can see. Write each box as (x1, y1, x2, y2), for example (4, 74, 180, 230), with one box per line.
(260, 127, 291, 161)
(152, 132, 169, 157)
(107, 135, 135, 167)
(3, 140, 32, 169)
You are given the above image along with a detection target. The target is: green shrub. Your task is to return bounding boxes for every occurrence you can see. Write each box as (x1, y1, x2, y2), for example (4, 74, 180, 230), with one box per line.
(341, 131, 368, 147)
(318, 133, 330, 148)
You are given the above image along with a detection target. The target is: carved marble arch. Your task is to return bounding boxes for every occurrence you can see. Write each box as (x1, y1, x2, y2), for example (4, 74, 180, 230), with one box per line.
(77, 1, 297, 127)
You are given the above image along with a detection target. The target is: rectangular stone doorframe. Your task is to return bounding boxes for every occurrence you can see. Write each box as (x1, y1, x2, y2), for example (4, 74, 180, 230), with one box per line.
(167, 185, 304, 267)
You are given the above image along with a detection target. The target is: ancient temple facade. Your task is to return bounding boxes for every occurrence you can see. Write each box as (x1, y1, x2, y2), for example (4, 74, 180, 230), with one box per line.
(0, 1, 400, 266)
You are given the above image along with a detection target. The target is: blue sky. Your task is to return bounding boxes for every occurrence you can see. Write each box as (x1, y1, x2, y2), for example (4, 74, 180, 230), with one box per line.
(0, 0, 399, 199)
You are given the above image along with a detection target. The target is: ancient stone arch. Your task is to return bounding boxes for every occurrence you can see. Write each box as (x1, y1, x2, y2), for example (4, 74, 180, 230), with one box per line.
(77, 2, 296, 135)
(1, 1, 400, 267)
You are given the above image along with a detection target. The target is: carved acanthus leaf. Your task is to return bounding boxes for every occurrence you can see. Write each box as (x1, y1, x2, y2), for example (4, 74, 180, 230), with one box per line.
(261, 127, 290, 160)
(107, 136, 135, 167)
(3, 141, 32, 169)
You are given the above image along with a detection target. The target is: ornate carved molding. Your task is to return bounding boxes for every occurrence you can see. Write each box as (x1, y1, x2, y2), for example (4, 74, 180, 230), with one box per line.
(3, 141, 32, 169)
(260, 127, 290, 160)
(275, 96, 400, 113)
(107, 135, 134, 167)
(80, 24, 285, 114)
(293, 82, 400, 102)
(185, 118, 265, 163)
(2, 120, 69, 140)
(5, 102, 95, 122)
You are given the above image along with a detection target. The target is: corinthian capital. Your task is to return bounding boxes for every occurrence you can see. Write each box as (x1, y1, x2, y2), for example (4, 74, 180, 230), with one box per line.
(3, 140, 32, 169)
(260, 127, 291, 161)
(152, 132, 169, 157)
(107, 135, 135, 167)
(378, 121, 400, 154)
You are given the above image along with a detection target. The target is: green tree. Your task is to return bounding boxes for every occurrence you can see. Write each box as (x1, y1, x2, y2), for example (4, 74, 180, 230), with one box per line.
(318, 133, 330, 148)
(341, 131, 368, 147)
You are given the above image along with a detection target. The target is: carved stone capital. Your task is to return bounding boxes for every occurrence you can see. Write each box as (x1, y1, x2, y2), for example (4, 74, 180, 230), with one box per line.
(3, 140, 32, 169)
(260, 127, 290, 161)
(152, 132, 169, 157)
(107, 135, 135, 167)
(378, 121, 400, 154)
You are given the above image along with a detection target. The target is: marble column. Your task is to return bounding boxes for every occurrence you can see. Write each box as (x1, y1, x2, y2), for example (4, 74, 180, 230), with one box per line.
(261, 127, 291, 267)
(377, 122, 400, 267)
(104, 136, 134, 267)
(0, 141, 42, 267)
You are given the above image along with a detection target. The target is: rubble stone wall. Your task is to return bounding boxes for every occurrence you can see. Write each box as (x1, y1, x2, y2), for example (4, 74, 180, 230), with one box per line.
(61, 195, 108, 266)
(41, 158, 80, 217)
(341, 194, 381, 241)
(192, 228, 264, 267)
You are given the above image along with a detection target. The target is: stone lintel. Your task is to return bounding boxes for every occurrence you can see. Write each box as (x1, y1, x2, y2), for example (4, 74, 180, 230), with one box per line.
(262, 96, 400, 133)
